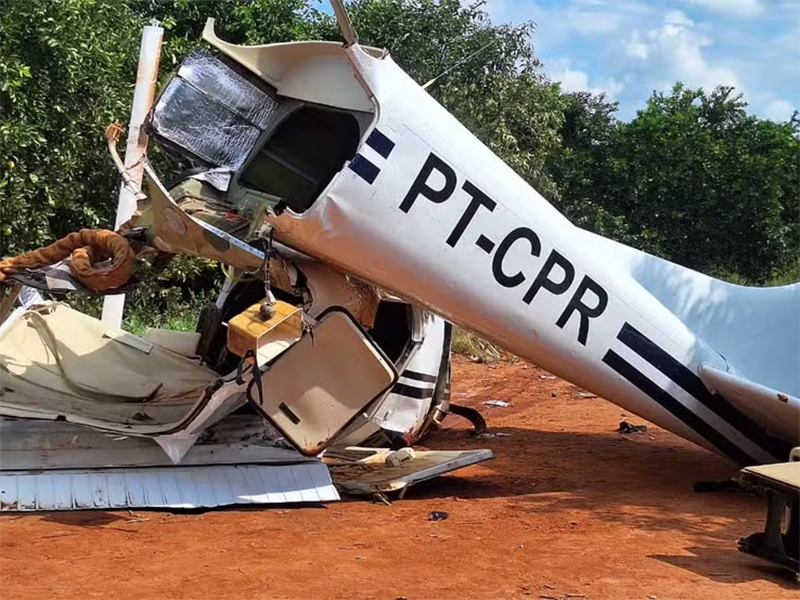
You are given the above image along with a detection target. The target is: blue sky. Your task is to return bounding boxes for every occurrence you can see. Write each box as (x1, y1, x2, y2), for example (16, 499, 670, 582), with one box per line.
(483, 0, 800, 121)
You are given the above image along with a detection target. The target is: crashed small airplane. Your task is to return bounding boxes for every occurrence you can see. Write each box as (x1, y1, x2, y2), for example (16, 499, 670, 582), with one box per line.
(0, 6, 797, 527)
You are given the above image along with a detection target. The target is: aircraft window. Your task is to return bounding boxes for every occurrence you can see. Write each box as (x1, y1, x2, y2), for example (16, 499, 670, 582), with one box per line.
(241, 106, 361, 213)
(368, 301, 413, 364)
(147, 48, 280, 171)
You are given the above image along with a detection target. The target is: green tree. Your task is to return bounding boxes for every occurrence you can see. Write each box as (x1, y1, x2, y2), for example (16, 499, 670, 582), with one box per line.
(0, 0, 144, 255)
(546, 91, 638, 245)
(613, 84, 799, 282)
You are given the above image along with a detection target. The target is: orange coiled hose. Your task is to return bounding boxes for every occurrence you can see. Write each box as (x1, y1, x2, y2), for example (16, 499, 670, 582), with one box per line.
(0, 229, 135, 292)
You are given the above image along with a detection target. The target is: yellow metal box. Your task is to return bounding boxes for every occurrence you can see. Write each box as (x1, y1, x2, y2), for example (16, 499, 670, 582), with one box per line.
(226, 299, 303, 365)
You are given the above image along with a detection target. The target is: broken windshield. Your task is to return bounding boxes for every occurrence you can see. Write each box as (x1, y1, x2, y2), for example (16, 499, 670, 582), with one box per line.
(147, 48, 279, 170)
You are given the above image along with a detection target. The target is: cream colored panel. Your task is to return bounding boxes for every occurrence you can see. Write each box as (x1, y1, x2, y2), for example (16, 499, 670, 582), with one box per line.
(252, 310, 396, 454)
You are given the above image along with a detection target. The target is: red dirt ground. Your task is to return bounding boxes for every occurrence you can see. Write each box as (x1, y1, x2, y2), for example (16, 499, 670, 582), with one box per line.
(1, 355, 796, 600)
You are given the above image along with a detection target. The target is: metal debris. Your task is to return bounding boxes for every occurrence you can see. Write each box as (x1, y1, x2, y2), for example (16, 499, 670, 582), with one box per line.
(484, 400, 510, 407)
(428, 510, 449, 521)
(618, 420, 647, 434)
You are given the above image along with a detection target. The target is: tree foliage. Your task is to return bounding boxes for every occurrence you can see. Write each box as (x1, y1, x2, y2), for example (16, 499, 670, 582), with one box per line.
(2, 0, 798, 293)
(0, 0, 143, 254)
(614, 84, 798, 281)
(549, 84, 799, 282)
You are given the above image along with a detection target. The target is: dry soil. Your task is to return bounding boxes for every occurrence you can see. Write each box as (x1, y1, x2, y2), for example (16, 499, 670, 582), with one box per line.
(0, 355, 796, 600)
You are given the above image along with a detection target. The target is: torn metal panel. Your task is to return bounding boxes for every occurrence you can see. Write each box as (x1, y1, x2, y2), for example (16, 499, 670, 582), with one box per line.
(139, 165, 296, 297)
(330, 449, 493, 495)
(144, 165, 263, 269)
(202, 19, 377, 113)
(293, 297, 449, 449)
(293, 258, 379, 329)
(0, 463, 338, 512)
(0, 415, 307, 471)
(0, 414, 339, 511)
(0, 303, 254, 443)
(187, 167, 234, 192)
(155, 432, 199, 464)
(375, 315, 447, 438)
(0, 304, 216, 425)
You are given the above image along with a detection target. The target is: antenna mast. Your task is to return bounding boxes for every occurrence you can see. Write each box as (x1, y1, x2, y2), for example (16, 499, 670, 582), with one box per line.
(331, 0, 358, 46)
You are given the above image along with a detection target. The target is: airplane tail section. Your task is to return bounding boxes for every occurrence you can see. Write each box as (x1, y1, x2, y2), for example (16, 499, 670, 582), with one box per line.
(580, 228, 800, 450)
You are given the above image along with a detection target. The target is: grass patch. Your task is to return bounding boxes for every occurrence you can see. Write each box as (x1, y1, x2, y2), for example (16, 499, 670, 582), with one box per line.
(122, 293, 207, 336)
(69, 286, 211, 337)
(451, 326, 504, 363)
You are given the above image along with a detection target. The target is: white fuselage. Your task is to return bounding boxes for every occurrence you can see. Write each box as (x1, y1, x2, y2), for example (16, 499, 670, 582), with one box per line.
(267, 44, 795, 466)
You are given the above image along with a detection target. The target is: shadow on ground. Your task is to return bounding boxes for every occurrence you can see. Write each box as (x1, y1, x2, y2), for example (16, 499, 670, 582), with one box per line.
(652, 546, 798, 589)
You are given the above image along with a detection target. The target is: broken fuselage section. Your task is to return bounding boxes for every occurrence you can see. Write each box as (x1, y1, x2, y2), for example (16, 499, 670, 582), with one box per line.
(128, 35, 460, 454)
(182, 18, 798, 468)
(0, 25, 502, 511)
(3, 13, 798, 513)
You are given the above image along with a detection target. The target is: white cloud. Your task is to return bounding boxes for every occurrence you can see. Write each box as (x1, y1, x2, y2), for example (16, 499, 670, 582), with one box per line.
(665, 10, 694, 27)
(557, 66, 592, 92)
(486, 0, 795, 121)
(764, 99, 796, 122)
(561, 9, 622, 35)
(550, 58, 625, 98)
(625, 31, 649, 59)
(684, 0, 763, 17)
(623, 11, 743, 93)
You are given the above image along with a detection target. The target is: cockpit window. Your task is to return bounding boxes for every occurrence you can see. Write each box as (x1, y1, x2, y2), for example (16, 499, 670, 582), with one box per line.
(147, 47, 367, 214)
(147, 48, 280, 170)
(240, 106, 361, 213)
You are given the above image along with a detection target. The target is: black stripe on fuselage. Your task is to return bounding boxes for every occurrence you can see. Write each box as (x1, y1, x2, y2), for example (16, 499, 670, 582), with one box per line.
(402, 370, 438, 383)
(366, 129, 396, 159)
(348, 154, 380, 184)
(391, 382, 436, 399)
(602, 349, 757, 465)
(617, 322, 789, 460)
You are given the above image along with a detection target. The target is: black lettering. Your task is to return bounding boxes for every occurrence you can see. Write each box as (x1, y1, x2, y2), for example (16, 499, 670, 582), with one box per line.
(446, 181, 497, 247)
(492, 227, 541, 288)
(399, 153, 457, 213)
(556, 276, 608, 345)
(476, 235, 495, 253)
(522, 250, 574, 304)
